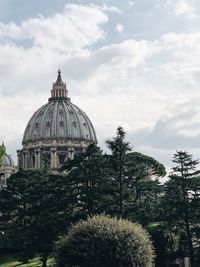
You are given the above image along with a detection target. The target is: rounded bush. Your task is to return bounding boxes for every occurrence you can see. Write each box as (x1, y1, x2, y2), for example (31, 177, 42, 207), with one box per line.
(55, 215, 154, 267)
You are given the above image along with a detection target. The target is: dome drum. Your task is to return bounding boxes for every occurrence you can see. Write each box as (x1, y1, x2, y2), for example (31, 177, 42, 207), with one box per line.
(18, 140, 89, 170)
(17, 70, 97, 170)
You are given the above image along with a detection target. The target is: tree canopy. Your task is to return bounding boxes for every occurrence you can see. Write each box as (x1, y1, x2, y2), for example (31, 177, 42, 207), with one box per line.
(0, 169, 73, 267)
(161, 151, 200, 267)
(2, 128, 200, 267)
(105, 127, 166, 223)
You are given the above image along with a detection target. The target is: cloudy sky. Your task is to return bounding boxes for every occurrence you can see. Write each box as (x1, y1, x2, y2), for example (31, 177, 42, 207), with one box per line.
(1, 0, 200, 171)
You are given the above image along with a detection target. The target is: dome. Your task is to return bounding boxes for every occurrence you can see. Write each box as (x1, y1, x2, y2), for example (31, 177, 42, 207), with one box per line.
(3, 153, 14, 167)
(23, 70, 97, 144)
(18, 70, 97, 170)
(1, 143, 14, 167)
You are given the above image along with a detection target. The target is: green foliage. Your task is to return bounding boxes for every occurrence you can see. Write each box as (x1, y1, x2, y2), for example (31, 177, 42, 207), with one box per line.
(60, 129, 166, 226)
(161, 151, 200, 267)
(61, 143, 112, 218)
(0, 128, 168, 266)
(105, 127, 132, 217)
(105, 127, 166, 224)
(124, 152, 165, 224)
(127, 152, 166, 178)
(55, 215, 154, 267)
(0, 169, 73, 266)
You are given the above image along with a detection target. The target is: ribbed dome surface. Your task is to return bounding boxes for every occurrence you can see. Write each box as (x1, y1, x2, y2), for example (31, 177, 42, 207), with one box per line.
(23, 99, 97, 143)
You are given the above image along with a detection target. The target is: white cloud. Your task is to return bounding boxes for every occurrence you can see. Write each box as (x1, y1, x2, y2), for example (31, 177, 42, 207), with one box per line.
(68, 32, 200, 167)
(95, 4, 121, 13)
(129, 1, 135, 6)
(115, 23, 124, 34)
(0, 4, 110, 98)
(166, 0, 197, 18)
(0, 4, 108, 53)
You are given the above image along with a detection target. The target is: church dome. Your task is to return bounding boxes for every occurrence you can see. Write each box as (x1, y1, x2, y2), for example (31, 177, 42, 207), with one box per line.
(23, 70, 97, 144)
(18, 70, 97, 170)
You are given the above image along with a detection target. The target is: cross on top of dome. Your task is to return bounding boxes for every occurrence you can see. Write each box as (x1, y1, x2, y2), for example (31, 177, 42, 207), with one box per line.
(55, 69, 64, 85)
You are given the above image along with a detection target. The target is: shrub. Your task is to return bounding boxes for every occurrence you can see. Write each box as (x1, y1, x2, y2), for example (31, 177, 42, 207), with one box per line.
(55, 215, 154, 267)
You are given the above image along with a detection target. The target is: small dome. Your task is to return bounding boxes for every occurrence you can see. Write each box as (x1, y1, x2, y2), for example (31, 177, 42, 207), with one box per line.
(3, 153, 14, 167)
(1, 143, 14, 167)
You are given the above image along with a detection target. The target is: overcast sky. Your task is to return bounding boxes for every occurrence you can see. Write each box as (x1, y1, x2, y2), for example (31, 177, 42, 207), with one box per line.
(1, 0, 200, 171)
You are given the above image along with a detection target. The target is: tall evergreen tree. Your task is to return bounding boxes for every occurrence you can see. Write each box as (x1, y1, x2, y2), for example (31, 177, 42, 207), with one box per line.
(61, 143, 111, 218)
(106, 127, 166, 222)
(106, 127, 131, 217)
(162, 151, 200, 267)
(189, 176, 200, 254)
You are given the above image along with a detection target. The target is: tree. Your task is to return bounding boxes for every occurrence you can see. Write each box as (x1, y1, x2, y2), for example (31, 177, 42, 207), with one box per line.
(162, 151, 200, 267)
(61, 129, 165, 225)
(0, 169, 72, 267)
(106, 127, 166, 222)
(105, 126, 132, 217)
(188, 176, 200, 246)
(125, 152, 166, 224)
(55, 215, 154, 267)
(61, 143, 111, 218)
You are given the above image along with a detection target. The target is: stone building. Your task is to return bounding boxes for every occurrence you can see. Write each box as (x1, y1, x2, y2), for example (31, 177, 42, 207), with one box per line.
(0, 143, 15, 187)
(17, 70, 97, 170)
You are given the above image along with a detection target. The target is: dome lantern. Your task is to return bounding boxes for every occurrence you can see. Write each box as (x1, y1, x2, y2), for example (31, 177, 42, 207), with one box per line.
(49, 69, 69, 101)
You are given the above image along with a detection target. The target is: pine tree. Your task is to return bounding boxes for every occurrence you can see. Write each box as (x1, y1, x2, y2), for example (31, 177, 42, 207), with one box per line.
(61, 143, 111, 218)
(162, 151, 200, 267)
(0, 169, 72, 267)
(106, 126, 131, 217)
(106, 127, 166, 221)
